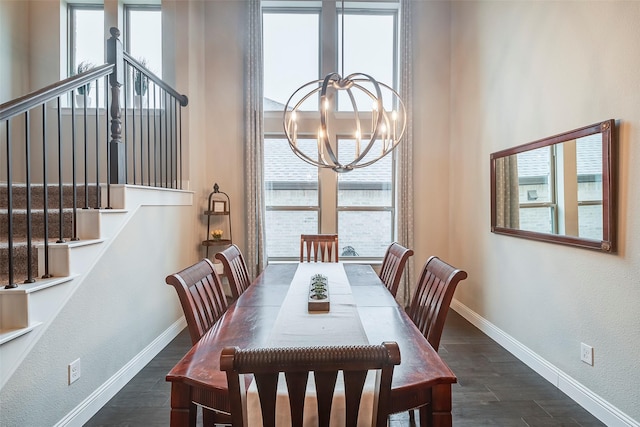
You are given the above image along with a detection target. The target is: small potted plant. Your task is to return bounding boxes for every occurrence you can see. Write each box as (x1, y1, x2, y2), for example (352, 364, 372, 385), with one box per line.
(75, 61, 94, 107)
(134, 57, 148, 108)
(211, 229, 224, 241)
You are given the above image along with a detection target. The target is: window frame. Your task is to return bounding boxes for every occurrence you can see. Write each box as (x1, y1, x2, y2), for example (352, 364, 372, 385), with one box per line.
(124, 4, 162, 61)
(262, 2, 400, 262)
(68, 3, 104, 77)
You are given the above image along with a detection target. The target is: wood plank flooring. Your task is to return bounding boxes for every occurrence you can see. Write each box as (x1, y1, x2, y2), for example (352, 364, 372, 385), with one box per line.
(85, 310, 605, 426)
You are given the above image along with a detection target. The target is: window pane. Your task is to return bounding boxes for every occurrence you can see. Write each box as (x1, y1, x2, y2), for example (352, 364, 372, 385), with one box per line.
(519, 206, 554, 234)
(578, 205, 602, 239)
(338, 211, 392, 257)
(338, 13, 395, 111)
(517, 147, 551, 204)
(576, 134, 602, 202)
(72, 8, 104, 70)
(127, 9, 162, 77)
(71, 7, 105, 107)
(265, 138, 318, 206)
(263, 12, 319, 111)
(265, 211, 318, 257)
(338, 139, 392, 207)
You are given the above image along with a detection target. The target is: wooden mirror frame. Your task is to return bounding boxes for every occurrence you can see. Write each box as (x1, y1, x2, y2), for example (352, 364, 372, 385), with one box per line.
(490, 119, 617, 252)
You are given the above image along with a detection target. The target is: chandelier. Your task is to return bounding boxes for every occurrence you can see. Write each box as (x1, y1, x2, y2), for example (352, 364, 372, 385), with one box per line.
(282, 2, 406, 173)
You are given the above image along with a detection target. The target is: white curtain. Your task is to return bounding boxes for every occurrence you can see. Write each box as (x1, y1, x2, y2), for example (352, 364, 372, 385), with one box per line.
(244, 0, 267, 278)
(395, 0, 415, 308)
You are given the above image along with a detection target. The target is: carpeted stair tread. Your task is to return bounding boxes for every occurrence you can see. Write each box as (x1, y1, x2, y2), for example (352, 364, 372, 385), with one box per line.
(0, 209, 75, 240)
(0, 184, 101, 210)
(1, 183, 98, 286)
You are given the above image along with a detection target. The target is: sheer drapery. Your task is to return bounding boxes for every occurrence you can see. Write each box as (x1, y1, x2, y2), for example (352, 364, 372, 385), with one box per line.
(495, 156, 520, 228)
(244, 0, 267, 278)
(395, 0, 415, 307)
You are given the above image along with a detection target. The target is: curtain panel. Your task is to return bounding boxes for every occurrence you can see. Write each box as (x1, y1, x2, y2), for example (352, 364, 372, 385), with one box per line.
(244, 0, 267, 278)
(395, 0, 415, 307)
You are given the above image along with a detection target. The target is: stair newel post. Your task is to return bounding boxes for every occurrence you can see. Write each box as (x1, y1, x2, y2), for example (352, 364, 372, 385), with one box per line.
(107, 27, 125, 192)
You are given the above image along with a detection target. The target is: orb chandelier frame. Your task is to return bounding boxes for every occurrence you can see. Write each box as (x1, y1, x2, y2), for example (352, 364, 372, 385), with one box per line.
(282, 1, 407, 173)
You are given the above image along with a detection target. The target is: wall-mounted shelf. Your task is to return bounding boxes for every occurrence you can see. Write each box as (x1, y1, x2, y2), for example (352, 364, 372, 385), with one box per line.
(202, 183, 232, 259)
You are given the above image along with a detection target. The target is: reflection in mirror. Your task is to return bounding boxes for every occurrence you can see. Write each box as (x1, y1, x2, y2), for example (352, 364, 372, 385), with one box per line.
(491, 120, 616, 252)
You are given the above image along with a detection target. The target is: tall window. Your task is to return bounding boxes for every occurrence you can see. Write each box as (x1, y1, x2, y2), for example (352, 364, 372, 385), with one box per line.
(125, 6, 162, 78)
(69, 5, 105, 106)
(69, 5, 104, 75)
(263, 2, 399, 261)
(516, 134, 603, 237)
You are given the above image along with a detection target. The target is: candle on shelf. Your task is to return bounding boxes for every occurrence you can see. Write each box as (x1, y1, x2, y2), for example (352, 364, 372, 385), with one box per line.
(355, 129, 361, 157)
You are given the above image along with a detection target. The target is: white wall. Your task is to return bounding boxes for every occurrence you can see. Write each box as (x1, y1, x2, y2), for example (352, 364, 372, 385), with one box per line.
(410, 0, 452, 287)
(449, 1, 640, 422)
(0, 204, 196, 426)
(163, 0, 248, 260)
(0, 1, 205, 424)
(0, 0, 29, 104)
(201, 0, 248, 256)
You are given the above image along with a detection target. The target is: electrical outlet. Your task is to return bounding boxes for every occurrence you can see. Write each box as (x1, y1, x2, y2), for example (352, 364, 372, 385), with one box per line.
(68, 358, 81, 384)
(580, 343, 593, 366)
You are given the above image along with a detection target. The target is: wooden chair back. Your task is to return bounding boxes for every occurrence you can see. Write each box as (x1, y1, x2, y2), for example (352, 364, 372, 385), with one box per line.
(300, 234, 339, 262)
(378, 242, 414, 297)
(215, 244, 252, 300)
(220, 342, 401, 427)
(165, 258, 229, 345)
(407, 256, 467, 351)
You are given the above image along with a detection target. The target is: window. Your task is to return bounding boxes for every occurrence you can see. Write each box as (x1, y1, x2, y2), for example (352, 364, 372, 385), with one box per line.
(125, 6, 162, 78)
(69, 5, 104, 75)
(68, 5, 105, 106)
(516, 134, 603, 237)
(576, 134, 603, 239)
(263, 3, 399, 260)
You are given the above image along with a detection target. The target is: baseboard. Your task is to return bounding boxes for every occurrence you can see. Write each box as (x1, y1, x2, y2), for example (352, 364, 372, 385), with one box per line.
(54, 317, 187, 427)
(450, 300, 639, 427)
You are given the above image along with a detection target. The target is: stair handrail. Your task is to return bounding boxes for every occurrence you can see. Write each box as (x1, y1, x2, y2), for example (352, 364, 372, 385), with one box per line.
(1, 26, 189, 288)
(123, 53, 188, 107)
(0, 64, 114, 121)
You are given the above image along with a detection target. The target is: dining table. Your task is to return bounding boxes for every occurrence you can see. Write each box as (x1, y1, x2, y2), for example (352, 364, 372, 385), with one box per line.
(165, 262, 457, 427)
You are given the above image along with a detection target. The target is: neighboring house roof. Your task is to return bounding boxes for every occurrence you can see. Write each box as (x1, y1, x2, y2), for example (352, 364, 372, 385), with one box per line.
(517, 133, 602, 178)
(264, 130, 392, 185)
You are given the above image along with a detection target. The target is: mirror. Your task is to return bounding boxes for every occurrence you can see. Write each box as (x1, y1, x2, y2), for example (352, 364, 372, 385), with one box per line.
(490, 120, 617, 252)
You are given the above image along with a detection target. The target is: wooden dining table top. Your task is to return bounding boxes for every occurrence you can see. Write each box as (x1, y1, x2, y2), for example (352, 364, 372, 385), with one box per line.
(166, 263, 457, 421)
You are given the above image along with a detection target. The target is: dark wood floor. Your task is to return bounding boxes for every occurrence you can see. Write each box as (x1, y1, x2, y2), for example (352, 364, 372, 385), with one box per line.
(85, 310, 605, 426)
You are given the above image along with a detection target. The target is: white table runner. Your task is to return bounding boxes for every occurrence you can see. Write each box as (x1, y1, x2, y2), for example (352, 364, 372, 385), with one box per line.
(246, 263, 375, 427)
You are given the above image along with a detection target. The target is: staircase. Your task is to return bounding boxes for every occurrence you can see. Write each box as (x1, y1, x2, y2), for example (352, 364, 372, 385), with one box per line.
(0, 182, 117, 386)
(0, 26, 190, 393)
(0, 183, 193, 389)
(0, 183, 99, 286)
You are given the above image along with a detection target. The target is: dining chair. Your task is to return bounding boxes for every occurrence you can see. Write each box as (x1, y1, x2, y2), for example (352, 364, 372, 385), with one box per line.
(378, 242, 414, 297)
(220, 342, 401, 427)
(300, 234, 339, 262)
(165, 258, 231, 425)
(215, 244, 252, 300)
(406, 255, 467, 427)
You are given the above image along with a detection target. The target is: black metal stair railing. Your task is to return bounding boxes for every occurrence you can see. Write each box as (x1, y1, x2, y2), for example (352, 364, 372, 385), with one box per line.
(0, 27, 188, 289)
